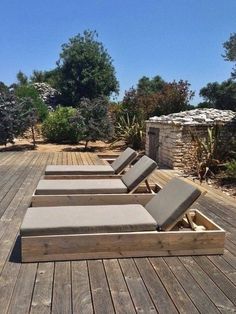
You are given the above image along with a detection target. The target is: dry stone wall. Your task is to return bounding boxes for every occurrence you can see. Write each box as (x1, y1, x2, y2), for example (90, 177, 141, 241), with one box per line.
(146, 109, 236, 169)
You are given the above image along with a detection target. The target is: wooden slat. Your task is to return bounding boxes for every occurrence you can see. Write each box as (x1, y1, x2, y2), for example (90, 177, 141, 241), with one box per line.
(103, 259, 136, 314)
(149, 258, 199, 313)
(21, 226, 225, 263)
(180, 256, 236, 312)
(119, 258, 157, 313)
(52, 262, 72, 314)
(30, 263, 54, 314)
(88, 260, 115, 314)
(134, 258, 178, 313)
(193, 256, 236, 304)
(71, 261, 93, 313)
(7, 263, 38, 314)
(164, 257, 220, 313)
(31, 193, 153, 207)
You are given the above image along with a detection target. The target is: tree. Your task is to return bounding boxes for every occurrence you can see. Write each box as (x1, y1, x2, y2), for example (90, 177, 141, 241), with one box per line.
(30, 69, 60, 88)
(122, 77, 194, 120)
(16, 71, 28, 86)
(15, 85, 49, 146)
(0, 81, 9, 95)
(72, 97, 114, 149)
(151, 80, 194, 116)
(15, 85, 48, 121)
(223, 33, 236, 79)
(0, 88, 33, 146)
(30, 70, 47, 83)
(199, 80, 236, 111)
(137, 75, 165, 96)
(56, 30, 119, 106)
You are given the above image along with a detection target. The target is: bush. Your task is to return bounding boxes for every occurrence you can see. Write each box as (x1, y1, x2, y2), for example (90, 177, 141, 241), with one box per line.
(0, 88, 33, 146)
(113, 113, 145, 150)
(42, 107, 79, 143)
(226, 160, 236, 178)
(15, 85, 48, 122)
(72, 97, 114, 149)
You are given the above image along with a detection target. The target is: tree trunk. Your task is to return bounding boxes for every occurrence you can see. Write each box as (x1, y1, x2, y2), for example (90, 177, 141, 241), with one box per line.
(31, 125, 36, 148)
(84, 140, 89, 151)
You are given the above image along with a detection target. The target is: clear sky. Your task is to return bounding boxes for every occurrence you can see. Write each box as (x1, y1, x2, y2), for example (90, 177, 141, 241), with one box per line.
(0, 0, 235, 104)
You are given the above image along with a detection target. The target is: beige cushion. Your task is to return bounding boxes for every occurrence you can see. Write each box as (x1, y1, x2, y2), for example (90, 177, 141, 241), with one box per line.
(20, 205, 157, 236)
(111, 147, 138, 174)
(121, 155, 157, 192)
(35, 179, 127, 195)
(145, 178, 201, 230)
(45, 165, 114, 175)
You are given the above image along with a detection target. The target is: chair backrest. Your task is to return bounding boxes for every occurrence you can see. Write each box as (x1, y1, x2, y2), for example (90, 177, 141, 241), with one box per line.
(121, 155, 157, 192)
(111, 147, 138, 174)
(145, 178, 201, 231)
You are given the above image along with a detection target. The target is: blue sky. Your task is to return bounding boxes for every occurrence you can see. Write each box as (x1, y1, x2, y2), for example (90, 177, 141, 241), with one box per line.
(0, 0, 235, 104)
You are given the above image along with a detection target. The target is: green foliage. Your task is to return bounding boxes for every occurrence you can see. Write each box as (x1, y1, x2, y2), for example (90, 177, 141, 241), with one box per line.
(0, 82, 9, 94)
(42, 107, 79, 143)
(15, 85, 48, 121)
(72, 97, 114, 149)
(191, 127, 219, 164)
(223, 33, 236, 79)
(56, 30, 119, 106)
(189, 126, 232, 181)
(30, 69, 60, 88)
(0, 88, 34, 146)
(199, 80, 236, 111)
(122, 77, 194, 120)
(113, 113, 145, 150)
(137, 75, 165, 96)
(16, 71, 28, 86)
(225, 160, 236, 178)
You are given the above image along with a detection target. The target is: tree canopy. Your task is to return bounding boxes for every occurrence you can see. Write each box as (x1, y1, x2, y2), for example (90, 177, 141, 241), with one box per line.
(199, 80, 236, 111)
(72, 97, 114, 149)
(223, 33, 236, 79)
(56, 30, 119, 106)
(0, 87, 34, 146)
(122, 76, 194, 120)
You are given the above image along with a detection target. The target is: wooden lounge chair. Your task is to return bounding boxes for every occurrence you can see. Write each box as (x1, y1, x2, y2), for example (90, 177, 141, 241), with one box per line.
(45, 147, 138, 177)
(21, 178, 225, 262)
(35, 155, 157, 196)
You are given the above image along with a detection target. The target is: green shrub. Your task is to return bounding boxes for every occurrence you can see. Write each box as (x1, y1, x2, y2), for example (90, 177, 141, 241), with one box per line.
(226, 160, 236, 178)
(15, 85, 48, 121)
(0, 88, 35, 146)
(42, 107, 79, 143)
(113, 113, 145, 150)
(72, 97, 114, 149)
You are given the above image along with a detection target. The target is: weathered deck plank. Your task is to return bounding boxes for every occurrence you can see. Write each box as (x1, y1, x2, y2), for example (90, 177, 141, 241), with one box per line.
(0, 151, 235, 313)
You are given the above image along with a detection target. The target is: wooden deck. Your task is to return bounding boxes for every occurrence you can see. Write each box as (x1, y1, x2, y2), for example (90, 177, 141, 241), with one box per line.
(0, 151, 235, 313)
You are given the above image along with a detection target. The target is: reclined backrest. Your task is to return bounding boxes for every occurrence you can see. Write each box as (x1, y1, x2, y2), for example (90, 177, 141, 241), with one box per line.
(111, 147, 138, 174)
(145, 178, 201, 231)
(121, 155, 157, 192)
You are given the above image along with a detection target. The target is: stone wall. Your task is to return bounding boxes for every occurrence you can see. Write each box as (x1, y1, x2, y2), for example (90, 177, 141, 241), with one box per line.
(146, 120, 236, 170)
(146, 121, 183, 168)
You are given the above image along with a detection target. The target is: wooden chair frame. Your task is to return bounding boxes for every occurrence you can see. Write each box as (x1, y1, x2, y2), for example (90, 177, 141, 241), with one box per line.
(21, 209, 225, 262)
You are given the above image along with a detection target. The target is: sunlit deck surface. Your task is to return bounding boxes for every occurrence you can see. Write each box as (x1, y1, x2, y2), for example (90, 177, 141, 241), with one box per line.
(0, 151, 235, 313)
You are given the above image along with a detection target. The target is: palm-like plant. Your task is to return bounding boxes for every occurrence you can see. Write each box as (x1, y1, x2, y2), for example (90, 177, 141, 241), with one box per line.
(190, 126, 220, 182)
(113, 113, 145, 149)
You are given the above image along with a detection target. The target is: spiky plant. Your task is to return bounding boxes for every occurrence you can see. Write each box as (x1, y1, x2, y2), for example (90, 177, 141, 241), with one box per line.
(113, 113, 145, 149)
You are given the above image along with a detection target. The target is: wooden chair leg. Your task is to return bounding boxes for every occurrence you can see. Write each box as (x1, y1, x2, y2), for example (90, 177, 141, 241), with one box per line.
(145, 179, 155, 194)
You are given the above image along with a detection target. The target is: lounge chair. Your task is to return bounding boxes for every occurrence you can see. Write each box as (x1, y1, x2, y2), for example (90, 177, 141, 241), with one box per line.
(45, 147, 138, 176)
(21, 178, 225, 262)
(35, 155, 157, 195)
